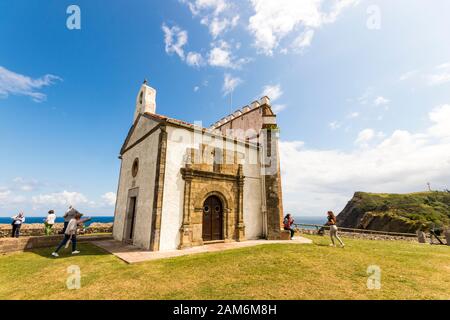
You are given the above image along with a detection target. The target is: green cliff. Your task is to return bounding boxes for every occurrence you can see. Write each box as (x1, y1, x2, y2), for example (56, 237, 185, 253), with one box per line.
(336, 191, 450, 233)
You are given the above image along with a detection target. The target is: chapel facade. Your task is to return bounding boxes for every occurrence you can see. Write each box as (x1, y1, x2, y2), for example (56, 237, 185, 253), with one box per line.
(112, 80, 286, 251)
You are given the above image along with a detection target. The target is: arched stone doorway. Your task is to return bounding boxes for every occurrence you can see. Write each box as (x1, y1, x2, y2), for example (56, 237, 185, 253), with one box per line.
(202, 195, 223, 241)
(179, 165, 246, 249)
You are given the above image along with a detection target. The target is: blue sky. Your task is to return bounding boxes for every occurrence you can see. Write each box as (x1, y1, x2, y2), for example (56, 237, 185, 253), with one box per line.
(1, 0, 450, 217)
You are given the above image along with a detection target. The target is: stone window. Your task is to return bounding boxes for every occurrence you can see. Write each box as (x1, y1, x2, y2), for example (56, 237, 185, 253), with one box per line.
(213, 148, 222, 173)
(132, 158, 139, 177)
(139, 91, 143, 105)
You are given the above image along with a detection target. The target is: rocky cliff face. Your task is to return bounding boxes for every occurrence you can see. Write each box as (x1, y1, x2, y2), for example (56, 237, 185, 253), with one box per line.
(336, 191, 450, 233)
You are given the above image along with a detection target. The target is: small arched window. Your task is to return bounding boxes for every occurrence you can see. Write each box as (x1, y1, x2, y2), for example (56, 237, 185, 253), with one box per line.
(139, 91, 143, 105)
(132, 158, 139, 178)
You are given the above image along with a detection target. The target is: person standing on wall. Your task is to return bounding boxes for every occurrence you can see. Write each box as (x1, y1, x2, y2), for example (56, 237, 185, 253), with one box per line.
(326, 211, 345, 247)
(44, 210, 56, 235)
(11, 212, 25, 238)
(52, 212, 82, 257)
(61, 205, 80, 234)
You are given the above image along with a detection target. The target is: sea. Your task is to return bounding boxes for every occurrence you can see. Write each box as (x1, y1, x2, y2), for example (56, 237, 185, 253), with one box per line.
(0, 216, 113, 227)
(0, 216, 326, 228)
(292, 216, 327, 228)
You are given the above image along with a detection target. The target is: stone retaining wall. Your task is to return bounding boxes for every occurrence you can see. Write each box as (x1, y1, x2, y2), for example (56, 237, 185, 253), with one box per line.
(0, 234, 113, 254)
(297, 228, 419, 242)
(0, 223, 113, 238)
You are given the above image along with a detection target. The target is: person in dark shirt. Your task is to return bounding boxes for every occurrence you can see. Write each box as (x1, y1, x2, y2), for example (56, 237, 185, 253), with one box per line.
(326, 211, 344, 247)
(283, 213, 295, 239)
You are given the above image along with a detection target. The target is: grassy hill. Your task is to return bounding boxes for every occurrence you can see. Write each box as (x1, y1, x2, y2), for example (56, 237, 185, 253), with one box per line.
(337, 191, 450, 233)
(0, 236, 449, 299)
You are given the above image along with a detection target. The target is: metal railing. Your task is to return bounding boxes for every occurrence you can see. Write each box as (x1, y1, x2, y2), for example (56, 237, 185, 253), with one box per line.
(294, 223, 417, 237)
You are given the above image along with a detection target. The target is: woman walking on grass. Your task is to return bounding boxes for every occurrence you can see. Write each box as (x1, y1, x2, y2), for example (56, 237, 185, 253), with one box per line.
(327, 211, 345, 247)
(52, 213, 82, 257)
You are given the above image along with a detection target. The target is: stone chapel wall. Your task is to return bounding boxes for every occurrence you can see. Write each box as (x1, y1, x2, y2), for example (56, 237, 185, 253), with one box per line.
(113, 117, 160, 249)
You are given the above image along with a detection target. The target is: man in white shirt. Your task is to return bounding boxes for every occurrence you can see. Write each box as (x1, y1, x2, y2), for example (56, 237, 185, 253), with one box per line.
(11, 212, 25, 238)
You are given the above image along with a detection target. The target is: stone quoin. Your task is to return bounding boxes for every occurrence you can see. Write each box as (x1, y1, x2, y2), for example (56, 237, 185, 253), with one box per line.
(113, 80, 286, 251)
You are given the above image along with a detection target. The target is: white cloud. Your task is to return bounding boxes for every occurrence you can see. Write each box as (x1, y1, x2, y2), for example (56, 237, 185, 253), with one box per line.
(355, 128, 375, 146)
(194, 86, 200, 92)
(428, 104, 450, 138)
(373, 96, 390, 106)
(428, 63, 450, 86)
(0, 189, 12, 201)
(356, 87, 374, 105)
(32, 191, 89, 207)
(12, 177, 40, 192)
(209, 45, 232, 67)
(186, 51, 205, 67)
(291, 29, 315, 52)
(280, 106, 450, 216)
(101, 192, 117, 207)
(399, 70, 418, 81)
(162, 23, 188, 60)
(248, 0, 358, 55)
(0, 66, 61, 102)
(272, 104, 287, 113)
(260, 84, 283, 101)
(222, 74, 242, 95)
(0, 189, 26, 207)
(182, 0, 238, 38)
(329, 121, 341, 130)
(347, 112, 359, 119)
(207, 41, 249, 69)
(181, 0, 228, 16)
(399, 63, 450, 86)
(202, 16, 239, 38)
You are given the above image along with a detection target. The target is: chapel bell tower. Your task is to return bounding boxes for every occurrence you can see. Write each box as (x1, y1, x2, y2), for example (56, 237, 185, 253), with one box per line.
(134, 79, 157, 122)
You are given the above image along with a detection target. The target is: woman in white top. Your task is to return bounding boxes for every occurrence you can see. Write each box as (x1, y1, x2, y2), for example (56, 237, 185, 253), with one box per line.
(11, 212, 25, 238)
(44, 210, 56, 235)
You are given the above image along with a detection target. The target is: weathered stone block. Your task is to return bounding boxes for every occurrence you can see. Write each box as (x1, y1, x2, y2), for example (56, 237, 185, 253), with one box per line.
(280, 230, 291, 240)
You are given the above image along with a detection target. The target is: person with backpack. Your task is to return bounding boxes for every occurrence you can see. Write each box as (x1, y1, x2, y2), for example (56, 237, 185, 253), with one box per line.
(52, 212, 82, 257)
(61, 205, 80, 234)
(283, 213, 295, 239)
(11, 212, 25, 238)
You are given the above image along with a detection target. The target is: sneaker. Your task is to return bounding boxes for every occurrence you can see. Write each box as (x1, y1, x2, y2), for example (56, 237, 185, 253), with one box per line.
(52, 252, 59, 257)
(340, 244, 345, 248)
(72, 250, 80, 255)
(329, 244, 335, 247)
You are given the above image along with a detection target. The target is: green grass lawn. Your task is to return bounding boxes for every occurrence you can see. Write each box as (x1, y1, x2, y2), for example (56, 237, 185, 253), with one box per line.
(0, 235, 449, 300)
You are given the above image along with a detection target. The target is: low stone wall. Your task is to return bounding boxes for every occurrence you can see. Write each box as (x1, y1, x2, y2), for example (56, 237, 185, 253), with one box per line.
(0, 222, 113, 238)
(297, 228, 419, 242)
(0, 234, 113, 254)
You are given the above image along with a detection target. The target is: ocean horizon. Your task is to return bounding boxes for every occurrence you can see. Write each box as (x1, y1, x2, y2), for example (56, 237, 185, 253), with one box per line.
(0, 215, 326, 227)
(0, 216, 114, 227)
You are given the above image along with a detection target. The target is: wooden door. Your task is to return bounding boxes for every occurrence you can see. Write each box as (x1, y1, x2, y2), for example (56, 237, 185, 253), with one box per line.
(202, 196, 223, 241)
(125, 196, 137, 241)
